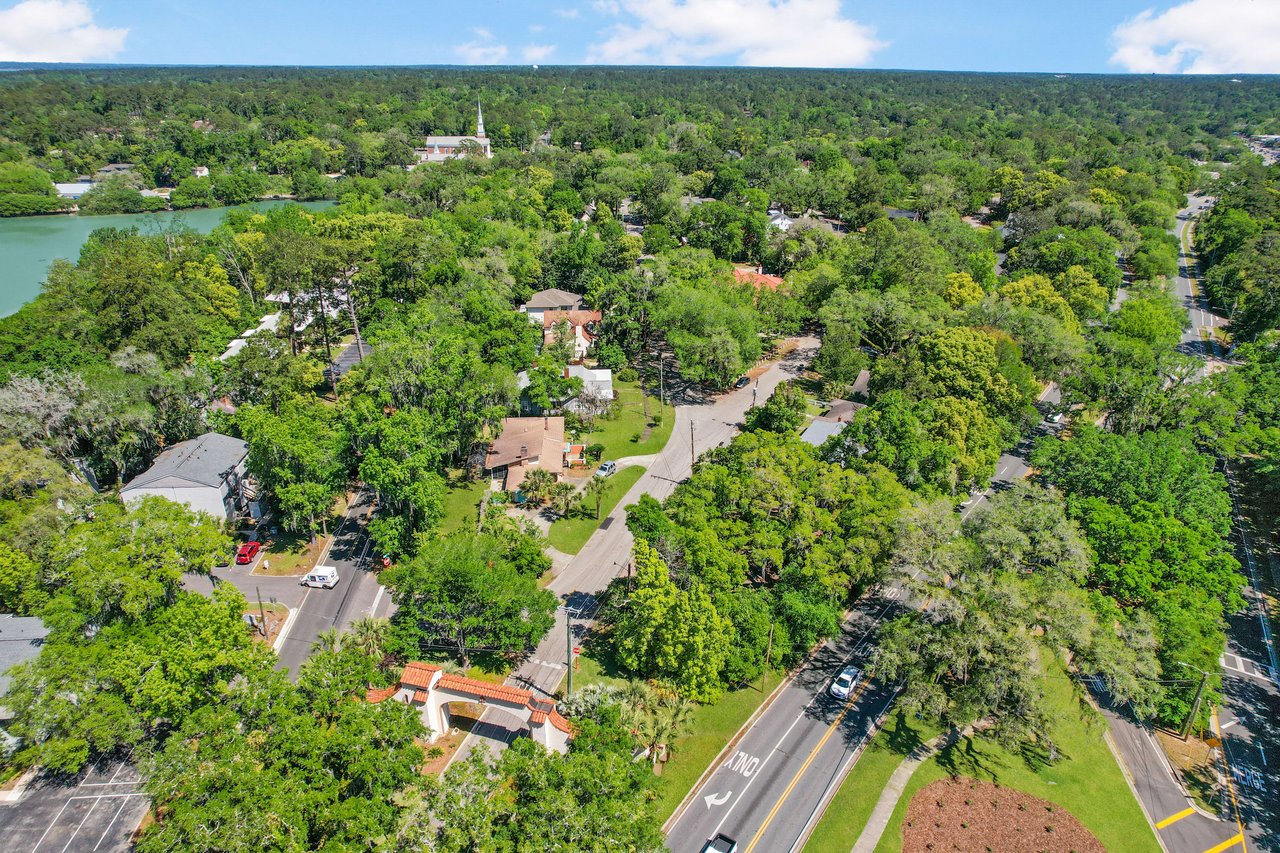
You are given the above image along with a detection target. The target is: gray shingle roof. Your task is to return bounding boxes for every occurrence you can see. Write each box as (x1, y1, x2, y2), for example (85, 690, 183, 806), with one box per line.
(801, 419, 850, 447)
(121, 432, 247, 492)
(0, 615, 48, 700)
(523, 288, 585, 310)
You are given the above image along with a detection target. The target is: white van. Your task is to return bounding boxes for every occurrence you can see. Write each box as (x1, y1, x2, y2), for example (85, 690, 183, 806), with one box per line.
(302, 566, 340, 589)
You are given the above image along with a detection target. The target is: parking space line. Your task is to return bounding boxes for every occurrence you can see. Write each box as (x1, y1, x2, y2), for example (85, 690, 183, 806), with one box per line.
(93, 795, 145, 852)
(1156, 807, 1196, 829)
(1203, 833, 1244, 853)
(61, 797, 103, 853)
(29, 799, 73, 853)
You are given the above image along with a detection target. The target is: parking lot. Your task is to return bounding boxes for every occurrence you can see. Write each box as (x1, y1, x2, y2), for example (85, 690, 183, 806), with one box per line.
(0, 762, 149, 852)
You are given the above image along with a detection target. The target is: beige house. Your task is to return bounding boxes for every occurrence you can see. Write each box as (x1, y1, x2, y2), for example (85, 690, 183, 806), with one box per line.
(484, 416, 575, 493)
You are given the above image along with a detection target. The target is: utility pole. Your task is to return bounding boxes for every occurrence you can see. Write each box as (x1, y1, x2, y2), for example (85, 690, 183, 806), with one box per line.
(255, 585, 267, 637)
(690, 420, 695, 468)
(565, 610, 574, 697)
(659, 354, 665, 407)
(1179, 662, 1210, 739)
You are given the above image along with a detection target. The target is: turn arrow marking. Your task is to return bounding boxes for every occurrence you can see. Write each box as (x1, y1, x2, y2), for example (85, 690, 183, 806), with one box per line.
(704, 790, 732, 809)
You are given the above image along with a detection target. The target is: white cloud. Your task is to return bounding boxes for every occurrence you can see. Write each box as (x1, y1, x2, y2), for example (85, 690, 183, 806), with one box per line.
(554, 7, 581, 19)
(528, 23, 546, 33)
(1111, 0, 1280, 74)
(587, 0, 884, 67)
(522, 44, 556, 63)
(0, 0, 127, 62)
(455, 27, 508, 64)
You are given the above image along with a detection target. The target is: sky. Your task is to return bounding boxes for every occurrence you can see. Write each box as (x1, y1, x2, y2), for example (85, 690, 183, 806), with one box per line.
(0, 0, 1279, 74)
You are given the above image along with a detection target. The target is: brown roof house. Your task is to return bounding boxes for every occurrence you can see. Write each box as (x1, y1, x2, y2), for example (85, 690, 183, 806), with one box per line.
(542, 309, 602, 360)
(484, 416, 576, 494)
(520, 288, 586, 324)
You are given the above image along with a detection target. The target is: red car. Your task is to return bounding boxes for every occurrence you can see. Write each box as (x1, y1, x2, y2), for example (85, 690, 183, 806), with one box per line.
(235, 541, 261, 565)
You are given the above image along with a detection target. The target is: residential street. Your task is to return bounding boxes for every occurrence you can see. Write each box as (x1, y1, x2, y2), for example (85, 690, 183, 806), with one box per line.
(184, 490, 391, 677)
(451, 336, 820, 760)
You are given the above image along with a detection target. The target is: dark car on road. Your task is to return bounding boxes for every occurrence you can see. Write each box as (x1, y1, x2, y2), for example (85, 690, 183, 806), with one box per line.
(733, 375, 751, 389)
(235, 541, 261, 565)
(701, 834, 737, 853)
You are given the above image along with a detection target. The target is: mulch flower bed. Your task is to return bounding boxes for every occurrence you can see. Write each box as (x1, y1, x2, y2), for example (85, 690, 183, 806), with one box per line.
(902, 777, 1104, 853)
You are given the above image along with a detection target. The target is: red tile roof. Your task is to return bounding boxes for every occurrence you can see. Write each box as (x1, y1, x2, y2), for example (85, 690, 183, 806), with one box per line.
(542, 309, 601, 328)
(400, 662, 442, 689)
(438, 673, 534, 706)
(365, 686, 396, 703)
(413, 689, 429, 703)
(733, 268, 783, 291)
(548, 709, 572, 734)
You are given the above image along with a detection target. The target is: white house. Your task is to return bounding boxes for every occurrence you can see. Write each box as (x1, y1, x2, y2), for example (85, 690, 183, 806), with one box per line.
(192, 165, 210, 178)
(767, 209, 795, 231)
(120, 432, 252, 522)
(517, 365, 614, 416)
(54, 181, 94, 199)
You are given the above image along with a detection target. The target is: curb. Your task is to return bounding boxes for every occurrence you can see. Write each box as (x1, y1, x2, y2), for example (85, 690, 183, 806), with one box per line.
(661, 667, 795, 835)
(272, 606, 300, 653)
(1102, 726, 1172, 853)
(0, 768, 37, 805)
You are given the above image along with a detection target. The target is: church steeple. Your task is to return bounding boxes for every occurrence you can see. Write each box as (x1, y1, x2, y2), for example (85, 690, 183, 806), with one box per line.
(476, 100, 486, 139)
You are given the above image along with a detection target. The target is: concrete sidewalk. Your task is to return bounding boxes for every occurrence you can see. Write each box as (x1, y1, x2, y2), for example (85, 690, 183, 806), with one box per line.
(851, 728, 964, 853)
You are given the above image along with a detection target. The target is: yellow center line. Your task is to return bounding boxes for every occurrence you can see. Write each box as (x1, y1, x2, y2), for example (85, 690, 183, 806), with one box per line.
(1213, 708, 1249, 853)
(742, 678, 871, 853)
(1203, 832, 1244, 853)
(1156, 807, 1197, 829)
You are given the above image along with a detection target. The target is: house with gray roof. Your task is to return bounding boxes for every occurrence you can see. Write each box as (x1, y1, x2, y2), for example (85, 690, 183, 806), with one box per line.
(0, 615, 49, 742)
(800, 399, 866, 447)
(520, 288, 587, 324)
(120, 432, 251, 522)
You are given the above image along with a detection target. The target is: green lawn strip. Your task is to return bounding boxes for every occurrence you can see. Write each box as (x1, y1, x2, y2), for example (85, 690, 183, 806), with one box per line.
(873, 659, 1158, 853)
(546, 466, 645, 554)
(804, 711, 941, 853)
(440, 478, 489, 536)
(577, 381, 674, 461)
(561, 649, 784, 826)
(652, 672, 785, 824)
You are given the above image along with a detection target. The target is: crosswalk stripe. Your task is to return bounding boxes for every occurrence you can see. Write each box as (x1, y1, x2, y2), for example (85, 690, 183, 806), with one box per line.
(1156, 807, 1196, 829)
(1202, 832, 1244, 853)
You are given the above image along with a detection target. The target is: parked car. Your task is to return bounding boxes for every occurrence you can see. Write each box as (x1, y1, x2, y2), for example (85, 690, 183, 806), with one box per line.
(595, 460, 618, 477)
(733, 375, 751, 389)
(301, 566, 340, 589)
(701, 834, 738, 853)
(829, 664, 863, 700)
(235, 541, 261, 565)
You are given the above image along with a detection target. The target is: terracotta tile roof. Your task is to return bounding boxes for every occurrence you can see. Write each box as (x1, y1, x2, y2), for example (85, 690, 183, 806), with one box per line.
(400, 661, 442, 689)
(548, 709, 573, 734)
(438, 673, 534, 706)
(542, 309, 601, 328)
(733, 268, 783, 291)
(529, 709, 548, 724)
(413, 689, 429, 703)
(365, 686, 396, 703)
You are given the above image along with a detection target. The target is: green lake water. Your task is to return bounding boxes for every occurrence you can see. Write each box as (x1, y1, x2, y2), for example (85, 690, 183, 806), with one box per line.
(0, 201, 335, 317)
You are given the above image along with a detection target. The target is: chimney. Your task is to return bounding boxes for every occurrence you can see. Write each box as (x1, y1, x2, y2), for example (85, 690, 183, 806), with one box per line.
(544, 415, 549, 429)
(520, 444, 528, 458)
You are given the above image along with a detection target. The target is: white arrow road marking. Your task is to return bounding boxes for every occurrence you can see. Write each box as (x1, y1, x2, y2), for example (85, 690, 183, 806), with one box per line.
(705, 790, 733, 809)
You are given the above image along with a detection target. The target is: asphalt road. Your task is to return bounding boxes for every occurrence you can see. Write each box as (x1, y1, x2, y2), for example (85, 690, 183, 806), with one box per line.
(184, 489, 391, 677)
(450, 337, 821, 760)
(666, 597, 899, 853)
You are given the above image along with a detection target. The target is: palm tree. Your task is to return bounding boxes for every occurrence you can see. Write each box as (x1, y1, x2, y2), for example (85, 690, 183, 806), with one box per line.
(584, 475, 610, 520)
(311, 626, 343, 654)
(520, 468, 557, 504)
(620, 681, 693, 768)
(349, 616, 390, 661)
(550, 481, 578, 518)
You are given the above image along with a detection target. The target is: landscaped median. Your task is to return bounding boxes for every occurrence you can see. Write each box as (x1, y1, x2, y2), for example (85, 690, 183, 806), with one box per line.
(806, 660, 1159, 853)
(546, 465, 645, 554)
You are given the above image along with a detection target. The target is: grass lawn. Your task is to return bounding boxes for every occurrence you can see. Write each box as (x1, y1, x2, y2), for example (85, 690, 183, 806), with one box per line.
(440, 476, 490, 536)
(865, 659, 1158, 853)
(252, 529, 329, 576)
(576, 380, 675, 461)
(811, 657, 1157, 853)
(806, 711, 942, 853)
(546, 465, 645, 554)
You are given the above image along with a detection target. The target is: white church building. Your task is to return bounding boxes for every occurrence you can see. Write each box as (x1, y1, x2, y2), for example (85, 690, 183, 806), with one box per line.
(413, 102, 494, 164)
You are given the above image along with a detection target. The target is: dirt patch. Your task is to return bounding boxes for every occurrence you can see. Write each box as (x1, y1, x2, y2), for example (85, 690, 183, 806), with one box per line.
(1156, 730, 1220, 812)
(420, 703, 485, 775)
(244, 602, 290, 647)
(903, 777, 1104, 853)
